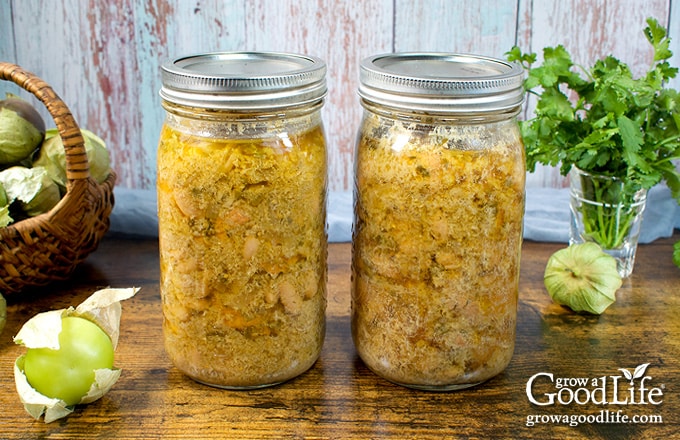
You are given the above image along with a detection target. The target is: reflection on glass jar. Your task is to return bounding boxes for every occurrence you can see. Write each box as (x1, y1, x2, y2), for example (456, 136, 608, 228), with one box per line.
(569, 166, 647, 278)
(352, 53, 526, 390)
(157, 52, 328, 389)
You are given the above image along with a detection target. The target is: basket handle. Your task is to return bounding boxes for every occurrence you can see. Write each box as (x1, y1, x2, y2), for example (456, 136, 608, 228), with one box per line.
(0, 62, 90, 185)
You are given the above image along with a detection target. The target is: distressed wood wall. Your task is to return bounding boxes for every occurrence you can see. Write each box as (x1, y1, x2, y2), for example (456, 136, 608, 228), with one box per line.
(0, 0, 677, 191)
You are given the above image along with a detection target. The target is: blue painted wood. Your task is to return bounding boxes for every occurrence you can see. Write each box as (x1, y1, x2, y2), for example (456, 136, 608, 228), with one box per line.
(0, 1, 15, 66)
(394, 0, 520, 57)
(0, 0, 678, 191)
(0, 1, 39, 107)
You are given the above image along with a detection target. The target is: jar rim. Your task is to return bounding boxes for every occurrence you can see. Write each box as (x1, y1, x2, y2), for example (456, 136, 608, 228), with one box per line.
(358, 52, 524, 113)
(160, 51, 327, 110)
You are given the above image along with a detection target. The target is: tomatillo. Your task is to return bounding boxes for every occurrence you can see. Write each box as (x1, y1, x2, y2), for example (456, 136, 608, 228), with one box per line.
(22, 316, 114, 406)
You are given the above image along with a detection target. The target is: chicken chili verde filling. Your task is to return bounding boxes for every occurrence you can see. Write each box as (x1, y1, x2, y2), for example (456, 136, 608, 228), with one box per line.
(157, 113, 327, 388)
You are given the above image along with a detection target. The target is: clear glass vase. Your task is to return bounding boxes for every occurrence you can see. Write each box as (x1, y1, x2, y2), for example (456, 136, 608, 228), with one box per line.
(569, 166, 647, 278)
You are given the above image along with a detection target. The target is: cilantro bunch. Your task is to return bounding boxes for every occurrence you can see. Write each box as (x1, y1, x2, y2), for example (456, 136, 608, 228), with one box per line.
(508, 17, 680, 269)
(507, 17, 680, 200)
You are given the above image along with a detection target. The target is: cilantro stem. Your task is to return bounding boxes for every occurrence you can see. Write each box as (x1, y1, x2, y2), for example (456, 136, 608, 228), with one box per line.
(575, 63, 593, 81)
(578, 172, 643, 249)
(653, 155, 680, 166)
(652, 134, 680, 150)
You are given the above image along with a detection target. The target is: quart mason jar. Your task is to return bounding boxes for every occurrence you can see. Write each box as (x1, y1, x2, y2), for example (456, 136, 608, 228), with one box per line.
(352, 53, 526, 391)
(157, 52, 328, 389)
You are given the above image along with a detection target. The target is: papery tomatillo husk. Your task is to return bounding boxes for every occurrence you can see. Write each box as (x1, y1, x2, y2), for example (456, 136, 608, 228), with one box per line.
(33, 128, 111, 190)
(13, 287, 139, 423)
(0, 95, 45, 164)
(544, 242, 622, 314)
(0, 166, 60, 217)
(0, 180, 15, 226)
(0, 205, 12, 227)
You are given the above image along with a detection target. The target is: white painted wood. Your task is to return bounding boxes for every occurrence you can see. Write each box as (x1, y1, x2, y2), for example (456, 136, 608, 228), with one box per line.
(394, 0, 520, 57)
(0, 0, 678, 191)
(528, 0, 668, 77)
(246, 0, 394, 190)
(669, 0, 680, 91)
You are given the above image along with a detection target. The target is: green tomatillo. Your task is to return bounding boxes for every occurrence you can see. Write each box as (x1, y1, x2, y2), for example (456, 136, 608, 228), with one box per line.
(544, 242, 623, 314)
(13, 287, 139, 423)
(0, 95, 45, 164)
(22, 316, 114, 406)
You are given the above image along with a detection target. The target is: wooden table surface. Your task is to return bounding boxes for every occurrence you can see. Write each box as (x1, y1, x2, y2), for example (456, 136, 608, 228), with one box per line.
(0, 234, 679, 439)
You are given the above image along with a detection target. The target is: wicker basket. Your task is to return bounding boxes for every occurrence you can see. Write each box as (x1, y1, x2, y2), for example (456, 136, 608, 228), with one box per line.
(0, 62, 116, 295)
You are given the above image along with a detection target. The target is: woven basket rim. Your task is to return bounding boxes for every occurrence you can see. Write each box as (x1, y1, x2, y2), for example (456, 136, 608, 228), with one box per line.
(0, 62, 116, 294)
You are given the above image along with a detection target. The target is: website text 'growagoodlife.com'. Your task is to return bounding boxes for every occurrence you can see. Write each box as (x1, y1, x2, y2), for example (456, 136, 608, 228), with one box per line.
(525, 364, 665, 428)
(526, 409, 663, 427)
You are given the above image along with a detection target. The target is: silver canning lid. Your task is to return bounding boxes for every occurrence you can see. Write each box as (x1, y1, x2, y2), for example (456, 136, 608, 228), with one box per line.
(358, 52, 524, 113)
(160, 51, 327, 110)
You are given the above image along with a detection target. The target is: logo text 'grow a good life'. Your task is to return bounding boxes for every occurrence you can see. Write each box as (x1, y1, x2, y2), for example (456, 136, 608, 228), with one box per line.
(526, 363, 664, 406)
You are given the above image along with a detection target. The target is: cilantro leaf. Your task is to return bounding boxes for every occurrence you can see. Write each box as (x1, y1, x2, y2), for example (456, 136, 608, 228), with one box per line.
(645, 17, 673, 61)
(535, 88, 575, 121)
(618, 115, 649, 172)
(509, 17, 680, 203)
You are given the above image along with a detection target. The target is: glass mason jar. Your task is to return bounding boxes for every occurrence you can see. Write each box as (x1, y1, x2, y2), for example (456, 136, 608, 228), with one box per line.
(157, 52, 328, 389)
(352, 53, 526, 391)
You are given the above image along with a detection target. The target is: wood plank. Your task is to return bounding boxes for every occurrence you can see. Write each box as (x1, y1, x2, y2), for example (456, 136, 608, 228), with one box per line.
(131, 0, 246, 187)
(0, 1, 28, 107)
(246, 0, 394, 191)
(0, 236, 678, 438)
(0, 0, 16, 77)
(5, 0, 247, 190)
(528, 0, 668, 77)
(394, 0, 520, 57)
(2, 1, 74, 127)
(0, 0, 679, 192)
(9, 0, 147, 186)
